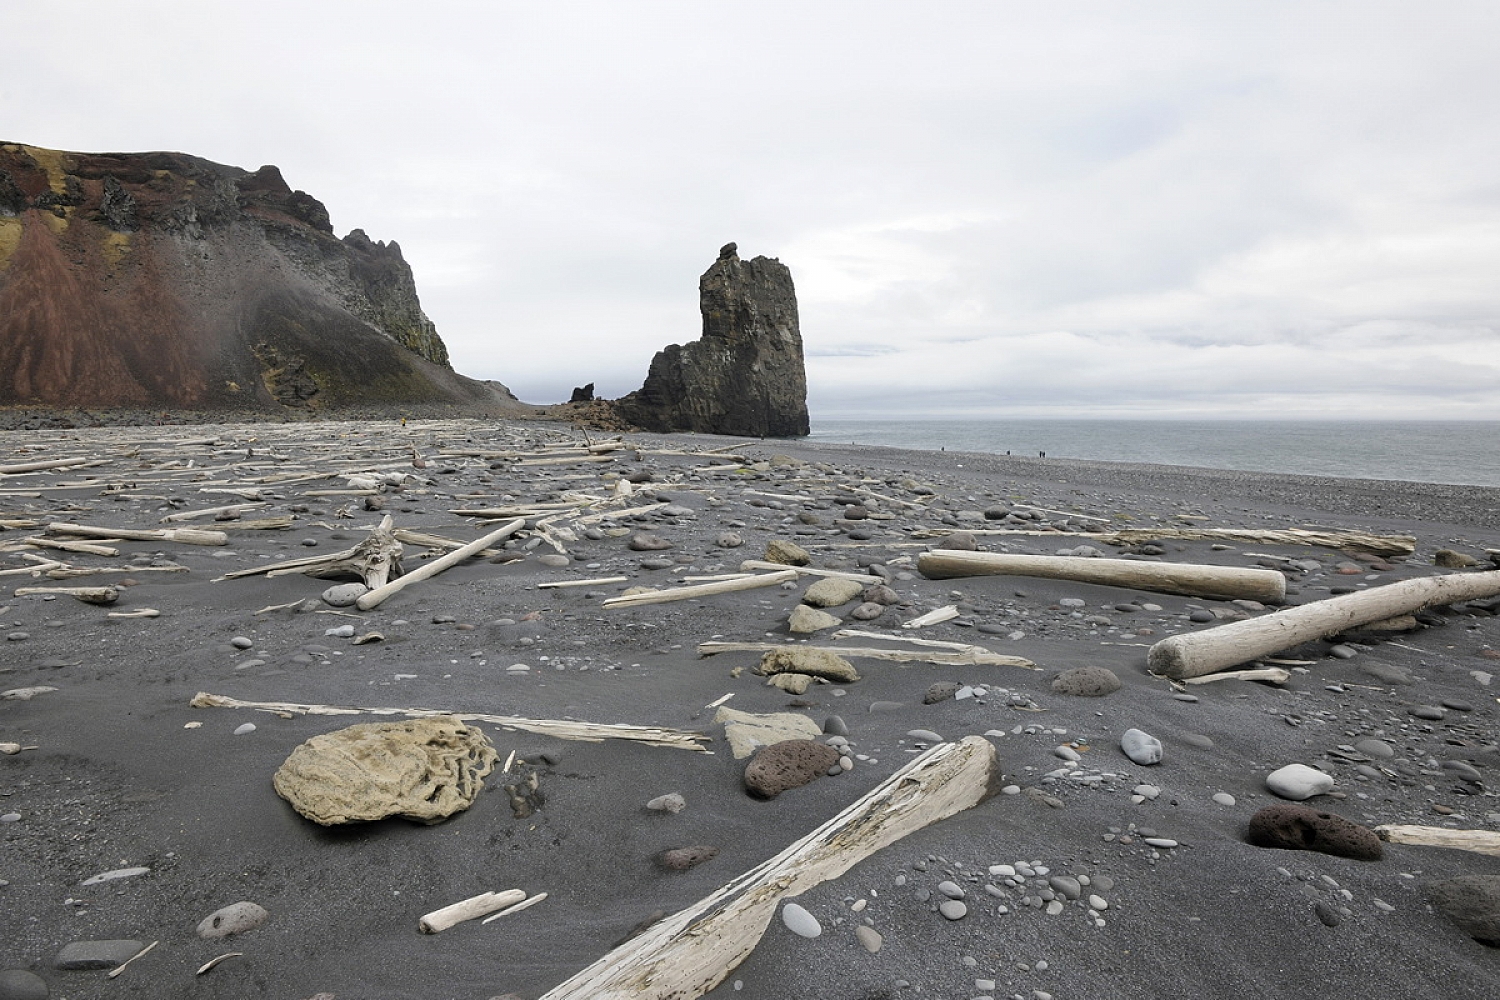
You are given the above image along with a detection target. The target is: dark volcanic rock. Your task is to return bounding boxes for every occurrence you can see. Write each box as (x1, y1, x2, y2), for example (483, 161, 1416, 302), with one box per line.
(0, 141, 514, 412)
(744, 739, 840, 799)
(1051, 666, 1123, 697)
(1429, 875, 1500, 946)
(1245, 804, 1383, 861)
(614, 245, 809, 437)
(570, 382, 595, 403)
(657, 845, 719, 871)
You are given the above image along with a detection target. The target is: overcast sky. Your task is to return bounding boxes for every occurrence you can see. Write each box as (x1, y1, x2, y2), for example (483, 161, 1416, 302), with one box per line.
(8, 2, 1500, 419)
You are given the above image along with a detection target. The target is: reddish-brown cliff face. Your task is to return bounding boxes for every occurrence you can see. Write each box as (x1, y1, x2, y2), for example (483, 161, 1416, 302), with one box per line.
(0, 143, 512, 412)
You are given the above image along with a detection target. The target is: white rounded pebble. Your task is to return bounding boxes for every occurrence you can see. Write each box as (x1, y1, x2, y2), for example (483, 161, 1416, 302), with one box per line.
(645, 793, 686, 813)
(1044, 899, 1064, 915)
(1212, 792, 1236, 806)
(907, 729, 943, 742)
(939, 899, 968, 920)
(1143, 837, 1178, 848)
(324, 624, 355, 638)
(781, 902, 822, 938)
(1265, 763, 1334, 800)
(855, 924, 882, 952)
(233, 723, 256, 736)
(1088, 894, 1108, 910)
(1120, 728, 1163, 765)
(1133, 784, 1160, 800)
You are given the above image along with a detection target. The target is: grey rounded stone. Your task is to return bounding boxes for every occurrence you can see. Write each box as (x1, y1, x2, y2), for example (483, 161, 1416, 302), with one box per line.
(939, 899, 968, 920)
(1120, 728, 1163, 765)
(646, 793, 686, 814)
(0, 969, 48, 1000)
(321, 582, 368, 607)
(1354, 739, 1395, 759)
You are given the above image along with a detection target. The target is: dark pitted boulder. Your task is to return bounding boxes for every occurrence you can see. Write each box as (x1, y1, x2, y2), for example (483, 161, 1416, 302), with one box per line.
(1051, 666, 1123, 697)
(1246, 804, 1384, 861)
(744, 739, 840, 799)
(613, 244, 809, 437)
(1429, 875, 1500, 946)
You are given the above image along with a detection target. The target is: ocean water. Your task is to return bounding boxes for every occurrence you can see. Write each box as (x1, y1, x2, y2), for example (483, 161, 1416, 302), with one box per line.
(806, 419, 1500, 488)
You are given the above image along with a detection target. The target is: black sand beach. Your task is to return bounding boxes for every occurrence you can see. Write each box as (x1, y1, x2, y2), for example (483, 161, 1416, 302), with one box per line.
(2, 419, 1497, 1000)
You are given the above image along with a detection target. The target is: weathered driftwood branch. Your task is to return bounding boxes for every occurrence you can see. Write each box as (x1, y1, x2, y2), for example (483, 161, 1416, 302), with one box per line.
(1180, 666, 1290, 686)
(392, 529, 504, 558)
(14, 585, 118, 605)
(697, 640, 1036, 670)
(539, 736, 1000, 1000)
(914, 526, 1415, 557)
(419, 889, 527, 933)
(1375, 824, 1500, 857)
(919, 550, 1287, 603)
(189, 692, 710, 751)
(738, 559, 875, 582)
(602, 570, 799, 609)
(159, 502, 268, 523)
(24, 536, 121, 556)
(1147, 569, 1500, 679)
(48, 522, 228, 546)
(357, 518, 524, 610)
(537, 576, 630, 589)
(902, 605, 960, 628)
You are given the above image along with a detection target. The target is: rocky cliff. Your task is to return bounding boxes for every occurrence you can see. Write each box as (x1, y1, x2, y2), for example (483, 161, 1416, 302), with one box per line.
(613, 243, 809, 437)
(0, 142, 513, 412)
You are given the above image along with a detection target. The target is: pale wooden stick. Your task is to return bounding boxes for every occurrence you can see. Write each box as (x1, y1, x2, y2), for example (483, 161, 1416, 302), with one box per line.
(602, 570, 798, 609)
(903, 605, 960, 628)
(160, 502, 268, 522)
(0, 559, 66, 577)
(1375, 824, 1500, 857)
(106, 940, 158, 979)
(697, 640, 1036, 670)
(419, 889, 527, 933)
(539, 736, 1000, 1000)
(48, 522, 228, 546)
(1181, 666, 1290, 685)
(481, 892, 549, 924)
(537, 576, 630, 589)
(188, 692, 710, 751)
(1148, 569, 1500, 679)
(738, 559, 875, 582)
(357, 518, 524, 610)
(919, 550, 1287, 603)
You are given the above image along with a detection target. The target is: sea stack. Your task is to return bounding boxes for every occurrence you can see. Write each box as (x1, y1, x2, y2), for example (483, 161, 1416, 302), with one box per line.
(614, 243, 810, 437)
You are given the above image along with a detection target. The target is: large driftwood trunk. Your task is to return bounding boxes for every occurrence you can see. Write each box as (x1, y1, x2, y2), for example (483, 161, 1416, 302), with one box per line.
(539, 736, 1000, 1000)
(918, 550, 1286, 603)
(1147, 569, 1500, 679)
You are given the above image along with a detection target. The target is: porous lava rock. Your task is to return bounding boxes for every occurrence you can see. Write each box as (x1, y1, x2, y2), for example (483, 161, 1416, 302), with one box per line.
(1429, 875, 1500, 946)
(1051, 666, 1123, 697)
(763, 539, 811, 566)
(0, 142, 517, 412)
(759, 647, 860, 683)
(802, 577, 866, 608)
(1245, 804, 1384, 861)
(613, 244, 809, 437)
(744, 739, 841, 799)
(657, 845, 719, 871)
(272, 717, 498, 825)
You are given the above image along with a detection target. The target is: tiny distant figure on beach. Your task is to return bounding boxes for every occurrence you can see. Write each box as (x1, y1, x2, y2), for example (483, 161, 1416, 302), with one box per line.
(1039, 450, 1045, 458)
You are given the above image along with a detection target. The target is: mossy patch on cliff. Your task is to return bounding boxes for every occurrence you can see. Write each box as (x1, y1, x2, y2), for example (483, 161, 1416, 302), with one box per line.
(0, 217, 20, 270)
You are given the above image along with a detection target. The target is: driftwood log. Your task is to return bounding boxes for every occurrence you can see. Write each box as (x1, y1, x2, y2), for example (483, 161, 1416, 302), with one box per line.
(915, 526, 1416, 557)
(48, 522, 228, 546)
(1375, 824, 1500, 857)
(918, 550, 1287, 603)
(418, 889, 527, 933)
(14, 585, 118, 605)
(1147, 569, 1500, 679)
(539, 736, 1000, 1000)
(696, 640, 1035, 670)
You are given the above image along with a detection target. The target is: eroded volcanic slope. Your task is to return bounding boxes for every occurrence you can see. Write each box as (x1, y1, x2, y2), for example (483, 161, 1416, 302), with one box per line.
(0, 142, 513, 413)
